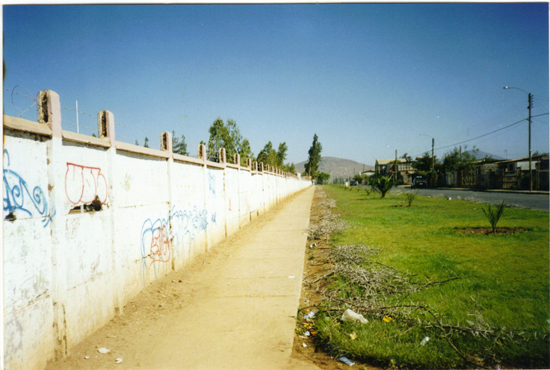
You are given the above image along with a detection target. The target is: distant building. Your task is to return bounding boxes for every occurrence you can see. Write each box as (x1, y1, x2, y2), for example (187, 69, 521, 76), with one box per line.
(374, 159, 416, 184)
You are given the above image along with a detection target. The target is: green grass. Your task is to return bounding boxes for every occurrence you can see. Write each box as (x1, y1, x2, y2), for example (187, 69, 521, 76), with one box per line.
(314, 185, 549, 369)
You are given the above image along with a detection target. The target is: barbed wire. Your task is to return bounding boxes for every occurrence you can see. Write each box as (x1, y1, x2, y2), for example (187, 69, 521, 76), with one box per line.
(116, 133, 140, 142)
(61, 105, 95, 118)
(5, 86, 36, 118)
(114, 121, 156, 137)
(62, 119, 97, 133)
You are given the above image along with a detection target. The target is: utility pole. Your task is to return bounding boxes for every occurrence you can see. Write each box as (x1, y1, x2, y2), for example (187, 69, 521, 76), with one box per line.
(503, 86, 533, 192)
(76, 100, 79, 134)
(395, 149, 398, 183)
(431, 138, 435, 173)
(528, 93, 532, 192)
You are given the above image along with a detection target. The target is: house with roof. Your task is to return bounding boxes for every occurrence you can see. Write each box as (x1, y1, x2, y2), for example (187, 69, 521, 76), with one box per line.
(375, 159, 416, 185)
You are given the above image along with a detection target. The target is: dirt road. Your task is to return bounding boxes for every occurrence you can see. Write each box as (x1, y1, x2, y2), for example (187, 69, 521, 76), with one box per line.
(46, 187, 320, 370)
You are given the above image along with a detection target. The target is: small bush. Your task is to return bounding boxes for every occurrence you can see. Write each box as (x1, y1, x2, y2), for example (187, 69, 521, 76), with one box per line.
(368, 175, 394, 198)
(404, 192, 416, 207)
(481, 200, 506, 233)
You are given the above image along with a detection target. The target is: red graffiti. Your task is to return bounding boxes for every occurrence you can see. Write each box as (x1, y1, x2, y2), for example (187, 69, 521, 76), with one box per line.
(148, 224, 170, 265)
(65, 163, 108, 206)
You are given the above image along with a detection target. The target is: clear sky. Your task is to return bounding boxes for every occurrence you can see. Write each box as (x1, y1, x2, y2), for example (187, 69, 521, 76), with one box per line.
(3, 3, 549, 166)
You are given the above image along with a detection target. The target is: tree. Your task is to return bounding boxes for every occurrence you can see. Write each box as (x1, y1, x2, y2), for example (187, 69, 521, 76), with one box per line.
(207, 118, 229, 162)
(317, 172, 330, 185)
(257, 141, 278, 166)
(226, 119, 242, 158)
(240, 139, 254, 166)
(414, 152, 433, 173)
(304, 134, 322, 178)
(144, 137, 149, 148)
(277, 142, 288, 167)
(401, 153, 412, 162)
(443, 146, 478, 173)
(206, 118, 252, 163)
(353, 174, 368, 185)
(135, 139, 140, 146)
(172, 131, 189, 156)
(285, 163, 296, 174)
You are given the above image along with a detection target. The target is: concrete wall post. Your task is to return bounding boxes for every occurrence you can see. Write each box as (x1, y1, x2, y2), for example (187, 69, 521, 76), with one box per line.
(39, 90, 68, 360)
(98, 110, 125, 316)
(198, 144, 209, 249)
(162, 131, 175, 268)
(234, 153, 241, 228)
(219, 148, 228, 238)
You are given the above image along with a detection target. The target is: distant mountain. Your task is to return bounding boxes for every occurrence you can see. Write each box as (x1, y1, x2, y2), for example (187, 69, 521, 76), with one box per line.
(295, 156, 374, 179)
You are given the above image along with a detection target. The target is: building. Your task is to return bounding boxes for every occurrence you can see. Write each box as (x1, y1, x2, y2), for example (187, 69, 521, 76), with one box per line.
(374, 159, 416, 185)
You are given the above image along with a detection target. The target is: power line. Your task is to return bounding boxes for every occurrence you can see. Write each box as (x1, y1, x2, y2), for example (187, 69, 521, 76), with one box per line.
(435, 113, 548, 152)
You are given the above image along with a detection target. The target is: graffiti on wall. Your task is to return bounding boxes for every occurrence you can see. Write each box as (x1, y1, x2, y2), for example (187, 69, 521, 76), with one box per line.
(170, 206, 214, 243)
(208, 171, 216, 196)
(140, 206, 217, 283)
(65, 163, 108, 207)
(140, 217, 171, 267)
(3, 150, 54, 227)
(169, 205, 217, 260)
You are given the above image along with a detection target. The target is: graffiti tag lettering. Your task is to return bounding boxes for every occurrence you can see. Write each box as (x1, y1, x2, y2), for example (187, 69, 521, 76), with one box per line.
(141, 218, 171, 267)
(3, 150, 53, 227)
(65, 163, 108, 206)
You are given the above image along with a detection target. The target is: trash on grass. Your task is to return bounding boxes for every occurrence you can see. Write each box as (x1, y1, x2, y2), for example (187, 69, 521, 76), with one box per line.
(349, 332, 358, 340)
(302, 343, 307, 347)
(304, 330, 310, 337)
(383, 315, 392, 322)
(342, 309, 368, 324)
(304, 310, 316, 320)
(97, 347, 111, 354)
(338, 356, 355, 366)
(84, 356, 90, 359)
(115, 358, 123, 364)
(420, 336, 430, 346)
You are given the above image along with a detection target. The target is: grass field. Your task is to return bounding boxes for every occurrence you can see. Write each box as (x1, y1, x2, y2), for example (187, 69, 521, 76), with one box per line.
(313, 185, 549, 369)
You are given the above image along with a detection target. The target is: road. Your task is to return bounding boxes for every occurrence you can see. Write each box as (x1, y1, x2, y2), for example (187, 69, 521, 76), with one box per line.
(358, 185, 549, 211)
(400, 187, 549, 211)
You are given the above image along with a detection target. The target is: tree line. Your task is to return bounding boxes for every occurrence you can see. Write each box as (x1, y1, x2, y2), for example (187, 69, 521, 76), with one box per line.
(134, 118, 325, 179)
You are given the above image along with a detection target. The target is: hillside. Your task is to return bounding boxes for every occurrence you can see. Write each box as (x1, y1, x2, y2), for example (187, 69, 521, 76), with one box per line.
(295, 156, 374, 179)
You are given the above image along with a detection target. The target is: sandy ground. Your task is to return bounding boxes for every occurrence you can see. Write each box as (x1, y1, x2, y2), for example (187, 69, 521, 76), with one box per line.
(44, 187, 383, 370)
(45, 188, 322, 370)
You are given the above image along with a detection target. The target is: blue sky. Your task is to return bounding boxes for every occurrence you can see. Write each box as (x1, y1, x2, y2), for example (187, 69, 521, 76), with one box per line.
(3, 3, 548, 166)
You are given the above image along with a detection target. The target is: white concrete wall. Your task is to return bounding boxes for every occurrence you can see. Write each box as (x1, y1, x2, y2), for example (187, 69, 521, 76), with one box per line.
(3, 93, 310, 370)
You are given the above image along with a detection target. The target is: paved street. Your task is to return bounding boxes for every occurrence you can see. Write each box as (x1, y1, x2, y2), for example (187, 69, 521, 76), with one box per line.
(357, 184, 549, 211)
(396, 187, 549, 211)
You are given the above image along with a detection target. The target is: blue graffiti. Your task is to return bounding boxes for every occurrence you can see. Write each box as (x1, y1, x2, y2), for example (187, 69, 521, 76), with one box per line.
(3, 149, 53, 227)
(170, 206, 213, 241)
(140, 206, 217, 285)
(208, 171, 216, 195)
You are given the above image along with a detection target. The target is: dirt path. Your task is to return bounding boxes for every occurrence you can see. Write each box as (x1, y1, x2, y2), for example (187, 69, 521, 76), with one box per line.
(45, 188, 321, 370)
